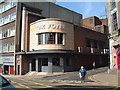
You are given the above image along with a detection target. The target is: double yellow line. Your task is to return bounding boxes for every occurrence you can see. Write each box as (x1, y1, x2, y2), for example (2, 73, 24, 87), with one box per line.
(12, 78, 64, 90)
(12, 81, 31, 90)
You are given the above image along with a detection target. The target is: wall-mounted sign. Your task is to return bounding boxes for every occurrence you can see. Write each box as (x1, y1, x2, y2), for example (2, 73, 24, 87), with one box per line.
(37, 24, 64, 30)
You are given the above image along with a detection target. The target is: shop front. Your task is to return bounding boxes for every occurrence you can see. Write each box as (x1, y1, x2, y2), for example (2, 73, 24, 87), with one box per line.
(15, 51, 74, 75)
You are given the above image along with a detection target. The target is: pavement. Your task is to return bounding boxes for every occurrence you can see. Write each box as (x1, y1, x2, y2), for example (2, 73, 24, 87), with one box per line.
(88, 68, 120, 90)
(91, 70, 118, 86)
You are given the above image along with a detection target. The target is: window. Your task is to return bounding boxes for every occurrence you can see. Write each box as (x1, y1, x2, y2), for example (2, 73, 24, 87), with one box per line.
(66, 58, 72, 66)
(53, 58, 60, 66)
(45, 33, 55, 44)
(0, 12, 16, 26)
(0, 44, 2, 53)
(86, 39, 91, 47)
(11, 0, 17, 7)
(0, 5, 4, 14)
(0, 30, 2, 39)
(0, 26, 15, 39)
(2, 30, 8, 38)
(110, 0, 116, 10)
(89, 19, 93, 24)
(2, 43, 8, 52)
(0, 0, 16, 14)
(10, 12, 16, 21)
(8, 42, 14, 52)
(0, 18, 3, 26)
(38, 33, 65, 45)
(2, 42, 14, 53)
(4, 15, 10, 24)
(4, 2, 11, 11)
(41, 58, 48, 66)
(9, 27, 15, 36)
(38, 34, 43, 44)
(98, 27, 101, 32)
(57, 33, 63, 44)
(93, 40, 97, 48)
(99, 41, 105, 49)
(112, 12, 118, 31)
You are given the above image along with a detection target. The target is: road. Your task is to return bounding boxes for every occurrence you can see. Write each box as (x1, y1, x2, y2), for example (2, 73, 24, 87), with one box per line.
(4, 67, 118, 90)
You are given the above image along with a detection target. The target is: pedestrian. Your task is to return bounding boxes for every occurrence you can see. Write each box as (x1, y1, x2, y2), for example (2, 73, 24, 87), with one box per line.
(79, 66, 87, 83)
(92, 61, 95, 70)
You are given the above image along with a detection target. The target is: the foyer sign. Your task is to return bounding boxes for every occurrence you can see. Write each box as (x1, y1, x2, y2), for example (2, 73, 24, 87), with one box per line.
(37, 24, 64, 30)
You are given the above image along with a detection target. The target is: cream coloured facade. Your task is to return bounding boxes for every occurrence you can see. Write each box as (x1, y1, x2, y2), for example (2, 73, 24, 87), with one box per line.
(30, 18, 74, 51)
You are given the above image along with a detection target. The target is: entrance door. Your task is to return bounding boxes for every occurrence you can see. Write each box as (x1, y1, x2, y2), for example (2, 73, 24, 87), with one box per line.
(41, 58, 48, 72)
(32, 59, 36, 71)
(4, 65, 9, 75)
(10, 66, 14, 74)
(18, 65, 20, 75)
(38, 58, 41, 72)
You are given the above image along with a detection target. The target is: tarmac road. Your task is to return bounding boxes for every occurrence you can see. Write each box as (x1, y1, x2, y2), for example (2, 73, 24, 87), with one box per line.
(4, 66, 119, 90)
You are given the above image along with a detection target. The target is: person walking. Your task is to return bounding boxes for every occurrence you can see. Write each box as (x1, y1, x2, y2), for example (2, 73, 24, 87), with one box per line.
(79, 66, 87, 83)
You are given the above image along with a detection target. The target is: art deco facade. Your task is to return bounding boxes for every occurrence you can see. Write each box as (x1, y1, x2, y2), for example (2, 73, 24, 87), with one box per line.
(107, 0, 120, 69)
(0, 0, 108, 75)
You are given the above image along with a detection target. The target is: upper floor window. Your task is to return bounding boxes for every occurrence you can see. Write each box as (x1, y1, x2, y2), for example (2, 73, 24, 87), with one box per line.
(86, 39, 91, 47)
(112, 12, 118, 31)
(2, 30, 8, 38)
(89, 19, 93, 24)
(0, 0, 17, 14)
(0, 30, 2, 39)
(57, 33, 63, 44)
(38, 33, 65, 45)
(99, 41, 105, 49)
(98, 27, 101, 32)
(45, 33, 55, 44)
(0, 26, 15, 39)
(0, 12, 16, 26)
(4, 2, 11, 11)
(86, 38, 105, 49)
(1, 42, 14, 53)
(110, 0, 116, 11)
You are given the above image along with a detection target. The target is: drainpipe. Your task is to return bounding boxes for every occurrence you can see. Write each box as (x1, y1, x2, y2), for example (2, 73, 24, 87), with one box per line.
(21, 7, 26, 51)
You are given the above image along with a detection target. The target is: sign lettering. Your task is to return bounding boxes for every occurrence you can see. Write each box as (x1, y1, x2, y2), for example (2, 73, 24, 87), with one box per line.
(37, 24, 64, 30)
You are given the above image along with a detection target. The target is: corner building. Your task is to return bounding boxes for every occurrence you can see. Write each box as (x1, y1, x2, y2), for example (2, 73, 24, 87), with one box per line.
(0, 0, 108, 75)
(16, 17, 108, 75)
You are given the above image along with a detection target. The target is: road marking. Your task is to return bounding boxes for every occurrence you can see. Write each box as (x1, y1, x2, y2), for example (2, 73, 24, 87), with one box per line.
(88, 76, 100, 83)
(13, 78, 64, 90)
(12, 81, 32, 90)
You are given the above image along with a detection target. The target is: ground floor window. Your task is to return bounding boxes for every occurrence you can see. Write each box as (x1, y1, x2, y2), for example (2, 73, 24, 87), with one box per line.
(53, 58, 60, 66)
(41, 58, 48, 66)
(66, 58, 72, 66)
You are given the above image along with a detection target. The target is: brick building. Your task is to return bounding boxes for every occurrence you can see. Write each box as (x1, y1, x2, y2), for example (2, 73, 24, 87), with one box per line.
(0, 0, 108, 75)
